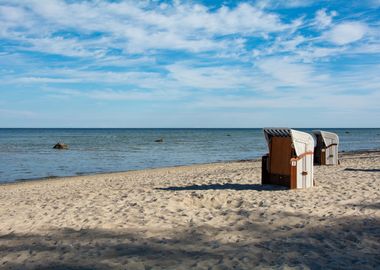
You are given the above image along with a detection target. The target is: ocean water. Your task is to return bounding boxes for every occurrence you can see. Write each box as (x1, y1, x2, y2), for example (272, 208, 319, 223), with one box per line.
(0, 128, 379, 183)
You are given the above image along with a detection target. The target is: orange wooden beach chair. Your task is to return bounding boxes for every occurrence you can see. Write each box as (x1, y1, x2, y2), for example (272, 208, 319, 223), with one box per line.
(262, 128, 315, 189)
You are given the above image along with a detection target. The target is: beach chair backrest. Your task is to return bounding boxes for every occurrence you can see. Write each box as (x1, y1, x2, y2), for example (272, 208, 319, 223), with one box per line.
(269, 136, 292, 175)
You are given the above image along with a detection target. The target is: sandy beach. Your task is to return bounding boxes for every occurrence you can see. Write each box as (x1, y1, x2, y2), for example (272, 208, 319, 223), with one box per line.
(0, 151, 379, 269)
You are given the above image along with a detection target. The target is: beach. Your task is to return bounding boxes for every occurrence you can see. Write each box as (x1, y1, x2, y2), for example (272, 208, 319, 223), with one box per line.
(0, 151, 379, 269)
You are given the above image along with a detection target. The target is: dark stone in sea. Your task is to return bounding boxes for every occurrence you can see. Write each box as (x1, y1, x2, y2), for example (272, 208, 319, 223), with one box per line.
(154, 138, 164, 143)
(53, 143, 68, 150)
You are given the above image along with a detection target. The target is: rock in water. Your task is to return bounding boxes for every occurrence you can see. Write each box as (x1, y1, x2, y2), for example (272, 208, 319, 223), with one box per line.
(53, 143, 68, 150)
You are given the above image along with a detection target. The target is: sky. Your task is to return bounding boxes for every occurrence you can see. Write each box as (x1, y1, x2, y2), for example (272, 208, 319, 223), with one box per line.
(0, 0, 379, 128)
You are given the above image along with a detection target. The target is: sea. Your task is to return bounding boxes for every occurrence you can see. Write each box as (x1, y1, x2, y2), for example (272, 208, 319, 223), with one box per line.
(0, 128, 379, 183)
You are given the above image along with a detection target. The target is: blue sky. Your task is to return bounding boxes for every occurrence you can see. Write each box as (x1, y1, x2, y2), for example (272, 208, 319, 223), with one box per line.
(0, 0, 379, 127)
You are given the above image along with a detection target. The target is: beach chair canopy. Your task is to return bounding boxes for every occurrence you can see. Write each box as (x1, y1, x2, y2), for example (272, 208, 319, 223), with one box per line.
(263, 128, 315, 157)
(312, 130, 339, 146)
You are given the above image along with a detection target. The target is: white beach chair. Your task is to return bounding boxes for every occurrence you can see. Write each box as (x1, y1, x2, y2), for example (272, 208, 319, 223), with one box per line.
(312, 130, 339, 165)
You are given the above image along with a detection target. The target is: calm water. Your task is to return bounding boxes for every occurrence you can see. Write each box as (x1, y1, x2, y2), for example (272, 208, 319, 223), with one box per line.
(0, 128, 379, 183)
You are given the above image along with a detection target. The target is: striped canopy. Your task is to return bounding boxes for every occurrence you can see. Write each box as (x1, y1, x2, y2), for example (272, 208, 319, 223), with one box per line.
(263, 128, 315, 157)
(312, 130, 339, 146)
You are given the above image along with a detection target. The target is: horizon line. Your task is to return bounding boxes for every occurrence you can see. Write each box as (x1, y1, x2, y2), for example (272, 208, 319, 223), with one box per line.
(0, 127, 379, 129)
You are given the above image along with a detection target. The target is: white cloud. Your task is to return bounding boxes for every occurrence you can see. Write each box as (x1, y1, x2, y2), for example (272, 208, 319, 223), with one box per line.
(192, 90, 380, 111)
(315, 9, 337, 29)
(327, 22, 367, 45)
(8, 69, 174, 91)
(192, 95, 313, 109)
(0, 1, 294, 56)
(166, 64, 256, 89)
(256, 57, 327, 86)
(26, 37, 105, 57)
(43, 88, 186, 102)
(295, 46, 345, 62)
(0, 5, 27, 21)
(349, 43, 380, 54)
(103, 2, 288, 36)
(123, 29, 224, 53)
(280, 0, 316, 8)
(256, 0, 316, 9)
(0, 109, 37, 118)
(190, 62, 380, 112)
(17, 76, 79, 83)
(88, 89, 184, 101)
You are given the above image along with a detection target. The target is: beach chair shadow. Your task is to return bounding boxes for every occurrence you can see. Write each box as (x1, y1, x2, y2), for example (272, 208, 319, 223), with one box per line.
(346, 202, 380, 209)
(344, 168, 380, 172)
(157, 183, 287, 191)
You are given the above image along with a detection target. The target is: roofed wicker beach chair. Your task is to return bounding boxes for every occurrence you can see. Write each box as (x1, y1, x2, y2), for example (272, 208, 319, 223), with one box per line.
(262, 128, 315, 189)
(312, 130, 339, 165)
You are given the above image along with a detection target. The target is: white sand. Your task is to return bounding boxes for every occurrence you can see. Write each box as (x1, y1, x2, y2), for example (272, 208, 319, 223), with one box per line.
(0, 152, 379, 269)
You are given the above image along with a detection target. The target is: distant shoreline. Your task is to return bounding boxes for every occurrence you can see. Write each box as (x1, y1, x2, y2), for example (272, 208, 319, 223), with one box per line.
(2, 149, 379, 186)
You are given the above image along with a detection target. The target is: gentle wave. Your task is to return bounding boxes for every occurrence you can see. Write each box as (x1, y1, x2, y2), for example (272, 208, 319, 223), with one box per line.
(0, 128, 379, 183)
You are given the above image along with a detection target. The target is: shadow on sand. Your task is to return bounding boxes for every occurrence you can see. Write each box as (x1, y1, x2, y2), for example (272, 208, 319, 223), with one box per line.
(344, 168, 380, 172)
(1, 211, 379, 269)
(347, 202, 380, 210)
(156, 183, 286, 191)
